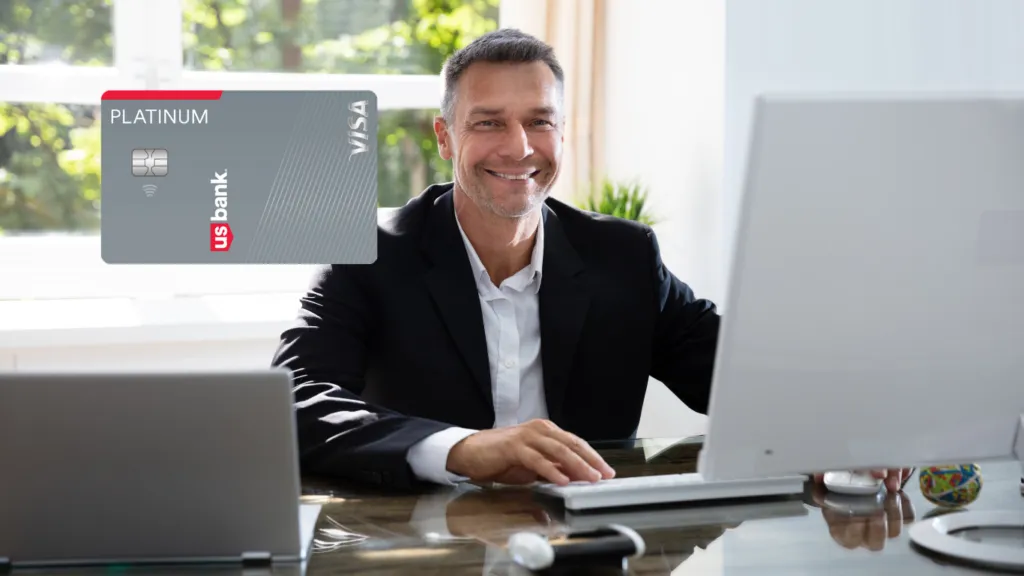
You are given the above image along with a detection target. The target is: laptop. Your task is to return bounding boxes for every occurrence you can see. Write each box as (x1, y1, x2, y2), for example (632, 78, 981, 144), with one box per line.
(0, 369, 321, 569)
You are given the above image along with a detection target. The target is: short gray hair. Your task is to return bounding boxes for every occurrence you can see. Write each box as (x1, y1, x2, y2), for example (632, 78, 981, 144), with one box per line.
(440, 28, 564, 123)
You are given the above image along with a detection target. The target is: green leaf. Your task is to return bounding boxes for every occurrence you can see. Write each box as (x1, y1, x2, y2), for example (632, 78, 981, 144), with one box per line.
(576, 178, 657, 225)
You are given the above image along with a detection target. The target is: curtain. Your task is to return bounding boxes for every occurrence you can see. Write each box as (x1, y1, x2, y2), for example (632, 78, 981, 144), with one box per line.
(498, 0, 607, 204)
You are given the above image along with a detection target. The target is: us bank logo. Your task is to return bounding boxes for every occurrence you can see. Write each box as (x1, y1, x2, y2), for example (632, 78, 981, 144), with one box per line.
(209, 170, 233, 251)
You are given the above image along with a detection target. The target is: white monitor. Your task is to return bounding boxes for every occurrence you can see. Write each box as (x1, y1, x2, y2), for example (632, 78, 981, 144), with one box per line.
(0, 370, 321, 570)
(698, 95, 1024, 569)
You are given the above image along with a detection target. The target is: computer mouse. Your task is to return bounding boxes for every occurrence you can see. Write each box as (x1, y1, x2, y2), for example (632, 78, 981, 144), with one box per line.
(823, 491, 886, 515)
(822, 471, 884, 495)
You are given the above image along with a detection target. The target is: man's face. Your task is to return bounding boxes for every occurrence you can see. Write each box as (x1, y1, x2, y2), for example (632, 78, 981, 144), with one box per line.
(435, 61, 564, 219)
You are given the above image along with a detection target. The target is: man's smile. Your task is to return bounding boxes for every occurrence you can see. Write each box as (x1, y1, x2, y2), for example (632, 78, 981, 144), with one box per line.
(485, 169, 541, 181)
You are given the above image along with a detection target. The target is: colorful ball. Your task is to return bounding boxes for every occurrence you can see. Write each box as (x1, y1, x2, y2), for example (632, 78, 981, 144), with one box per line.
(918, 464, 982, 507)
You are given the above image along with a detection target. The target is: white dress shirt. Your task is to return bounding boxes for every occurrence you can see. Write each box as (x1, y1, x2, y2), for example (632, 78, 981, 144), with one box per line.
(405, 207, 549, 485)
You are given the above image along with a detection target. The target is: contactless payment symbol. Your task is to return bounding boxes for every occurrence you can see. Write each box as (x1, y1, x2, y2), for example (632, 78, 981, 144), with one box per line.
(132, 148, 168, 176)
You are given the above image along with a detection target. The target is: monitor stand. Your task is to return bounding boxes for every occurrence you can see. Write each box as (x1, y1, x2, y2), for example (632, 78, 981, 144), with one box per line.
(908, 414, 1024, 571)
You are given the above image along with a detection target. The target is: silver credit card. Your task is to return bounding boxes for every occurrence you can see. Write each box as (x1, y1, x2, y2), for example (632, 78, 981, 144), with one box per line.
(100, 90, 378, 264)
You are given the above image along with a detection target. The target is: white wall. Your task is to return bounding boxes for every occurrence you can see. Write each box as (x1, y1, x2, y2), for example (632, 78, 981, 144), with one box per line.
(725, 0, 1024, 294)
(604, 0, 725, 305)
(604, 0, 724, 439)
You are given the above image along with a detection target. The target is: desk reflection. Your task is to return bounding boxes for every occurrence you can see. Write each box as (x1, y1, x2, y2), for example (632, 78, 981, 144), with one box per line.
(294, 442, 1024, 575)
(401, 484, 810, 575)
(809, 484, 916, 552)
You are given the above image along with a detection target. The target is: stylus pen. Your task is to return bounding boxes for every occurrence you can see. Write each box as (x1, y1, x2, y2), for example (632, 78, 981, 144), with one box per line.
(507, 524, 645, 571)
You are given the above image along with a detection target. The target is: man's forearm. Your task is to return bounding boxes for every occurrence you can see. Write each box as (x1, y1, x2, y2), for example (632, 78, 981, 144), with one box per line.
(292, 381, 458, 488)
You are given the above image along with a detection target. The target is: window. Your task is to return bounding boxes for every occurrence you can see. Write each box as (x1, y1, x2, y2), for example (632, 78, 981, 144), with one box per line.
(0, 0, 500, 306)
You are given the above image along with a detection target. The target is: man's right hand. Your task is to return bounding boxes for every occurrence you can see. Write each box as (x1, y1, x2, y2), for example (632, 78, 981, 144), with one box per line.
(445, 419, 616, 486)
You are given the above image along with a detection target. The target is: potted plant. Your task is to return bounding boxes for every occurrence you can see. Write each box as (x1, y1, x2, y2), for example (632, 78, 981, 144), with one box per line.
(577, 178, 657, 225)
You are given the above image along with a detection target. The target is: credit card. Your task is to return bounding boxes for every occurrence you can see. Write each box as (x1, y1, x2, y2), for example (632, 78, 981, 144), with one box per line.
(100, 90, 377, 264)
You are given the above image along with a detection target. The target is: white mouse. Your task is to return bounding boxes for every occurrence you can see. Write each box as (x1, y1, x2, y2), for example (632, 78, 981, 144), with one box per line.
(822, 471, 884, 495)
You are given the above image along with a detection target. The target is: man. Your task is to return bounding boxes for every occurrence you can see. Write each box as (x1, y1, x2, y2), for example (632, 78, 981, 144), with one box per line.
(272, 28, 911, 492)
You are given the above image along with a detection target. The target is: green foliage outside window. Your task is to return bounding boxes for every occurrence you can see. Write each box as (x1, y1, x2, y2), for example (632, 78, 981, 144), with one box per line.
(0, 0, 500, 234)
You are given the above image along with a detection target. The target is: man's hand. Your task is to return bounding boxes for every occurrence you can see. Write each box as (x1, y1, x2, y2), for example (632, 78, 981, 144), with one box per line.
(446, 419, 616, 486)
(812, 469, 916, 493)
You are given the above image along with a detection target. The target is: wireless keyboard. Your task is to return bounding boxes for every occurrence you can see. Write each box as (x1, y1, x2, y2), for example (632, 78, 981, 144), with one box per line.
(533, 472, 807, 511)
(562, 497, 809, 531)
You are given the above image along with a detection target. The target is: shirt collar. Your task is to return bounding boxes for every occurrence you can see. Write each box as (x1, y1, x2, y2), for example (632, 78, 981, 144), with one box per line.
(454, 203, 544, 295)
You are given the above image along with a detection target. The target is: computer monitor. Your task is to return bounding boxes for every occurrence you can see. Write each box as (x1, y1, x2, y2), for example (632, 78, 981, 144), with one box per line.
(0, 370, 321, 569)
(698, 95, 1024, 569)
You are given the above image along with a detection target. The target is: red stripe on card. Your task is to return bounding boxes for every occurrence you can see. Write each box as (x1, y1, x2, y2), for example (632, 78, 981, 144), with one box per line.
(101, 90, 223, 100)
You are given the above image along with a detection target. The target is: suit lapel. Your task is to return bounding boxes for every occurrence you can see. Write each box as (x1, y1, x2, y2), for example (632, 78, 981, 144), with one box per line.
(538, 207, 590, 424)
(421, 189, 494, 412)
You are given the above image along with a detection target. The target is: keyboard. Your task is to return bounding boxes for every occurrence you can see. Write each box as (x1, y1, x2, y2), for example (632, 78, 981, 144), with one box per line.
(533, 472, 807, 511)
(561, 496, 809, 531)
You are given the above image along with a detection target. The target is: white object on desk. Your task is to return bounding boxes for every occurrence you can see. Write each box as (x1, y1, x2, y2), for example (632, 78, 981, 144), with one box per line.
(909, 510, 1024, 571)
(697, 96, 1024, 569)
(533, 472, 806, 511)
(822, 471, 883, 496)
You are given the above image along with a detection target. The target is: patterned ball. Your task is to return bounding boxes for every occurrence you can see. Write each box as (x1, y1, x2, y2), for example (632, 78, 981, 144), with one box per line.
(918, 464, 982, 507)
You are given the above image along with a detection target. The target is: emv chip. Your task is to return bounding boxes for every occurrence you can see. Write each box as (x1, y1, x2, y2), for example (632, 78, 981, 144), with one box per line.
(132, 148, 169, 176)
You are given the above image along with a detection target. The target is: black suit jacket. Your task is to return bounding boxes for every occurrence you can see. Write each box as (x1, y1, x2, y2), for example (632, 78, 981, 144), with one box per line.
(271, 183, 721, 489)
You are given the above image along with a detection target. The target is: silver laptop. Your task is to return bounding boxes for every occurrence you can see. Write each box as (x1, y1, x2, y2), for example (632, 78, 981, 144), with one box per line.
(0, 369, 321, 569)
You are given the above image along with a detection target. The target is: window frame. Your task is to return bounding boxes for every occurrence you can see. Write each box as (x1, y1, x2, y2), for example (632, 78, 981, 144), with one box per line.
(1, 0, 449, 309)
